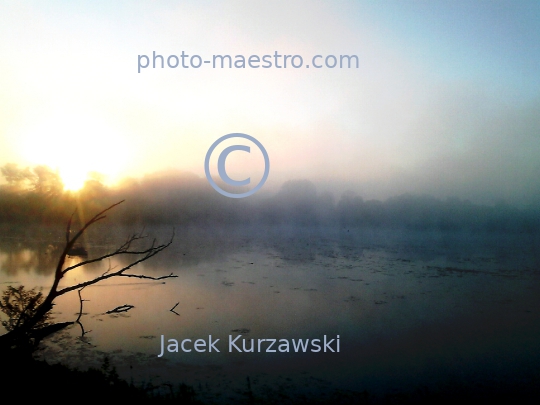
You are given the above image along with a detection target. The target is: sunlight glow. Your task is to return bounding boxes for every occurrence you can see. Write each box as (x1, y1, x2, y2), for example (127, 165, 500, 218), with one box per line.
(18, 110, 129, 191)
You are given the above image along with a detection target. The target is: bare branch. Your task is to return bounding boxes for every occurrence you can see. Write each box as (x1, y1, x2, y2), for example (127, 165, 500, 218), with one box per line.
(56, 231, 176, 296)
(117, 273, 176, 280)
(61, 231, 173, 276)
(0, 200, 175, 352)
(74, 287, 91, 339)
(75, 287, 88, 324)
(46, 200, 128, 307)
(105, 304, 134, 314)
(170, 302, 180, 316)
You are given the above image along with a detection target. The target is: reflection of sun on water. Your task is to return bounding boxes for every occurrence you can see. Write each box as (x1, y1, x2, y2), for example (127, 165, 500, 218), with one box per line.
(18, 111, 129, 191)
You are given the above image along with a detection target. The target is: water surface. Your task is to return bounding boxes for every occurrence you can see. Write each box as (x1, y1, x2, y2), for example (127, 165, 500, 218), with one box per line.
(1, 225, 539, 401)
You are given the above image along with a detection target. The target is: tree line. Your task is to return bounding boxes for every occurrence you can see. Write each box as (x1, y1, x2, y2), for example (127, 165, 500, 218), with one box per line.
(1, 163, 540, 232)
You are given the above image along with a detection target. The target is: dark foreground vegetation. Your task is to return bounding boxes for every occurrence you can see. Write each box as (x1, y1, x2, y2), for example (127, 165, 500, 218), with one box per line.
(5, 354, 201, 403)
(0, 200, 187, 401)
(0, 200, 174, 355)
(1, 163, 540, 232)
(5, 353, 540, 404)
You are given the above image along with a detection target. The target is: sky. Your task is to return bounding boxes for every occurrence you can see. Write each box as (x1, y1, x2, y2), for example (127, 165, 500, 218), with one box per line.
(1, 0, 539, 205)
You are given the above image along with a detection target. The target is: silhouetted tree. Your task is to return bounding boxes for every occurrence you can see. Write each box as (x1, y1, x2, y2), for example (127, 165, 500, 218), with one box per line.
(0, 200, 175, 356)
(0, 285, 52, 332)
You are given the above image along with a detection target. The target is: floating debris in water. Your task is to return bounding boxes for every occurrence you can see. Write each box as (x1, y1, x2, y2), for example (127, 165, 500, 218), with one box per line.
(231, 328, 250, 334)
(170, 302, 180, 316)
(106, 304, 134, 314)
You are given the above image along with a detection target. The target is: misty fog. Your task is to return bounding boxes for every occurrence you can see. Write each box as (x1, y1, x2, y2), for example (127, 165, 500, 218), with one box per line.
(1, 165, 540, 234)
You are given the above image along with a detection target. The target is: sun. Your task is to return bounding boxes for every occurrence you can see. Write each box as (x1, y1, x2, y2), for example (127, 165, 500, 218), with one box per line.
(60, 166, 92, 191)
(18, 111, 129, 191)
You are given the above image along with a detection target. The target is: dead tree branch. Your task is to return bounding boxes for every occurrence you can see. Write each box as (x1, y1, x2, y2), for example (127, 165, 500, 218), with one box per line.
(105, 305, 135, 314)
(170, 302, 180, 316)
(0, 200, 176, 353)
